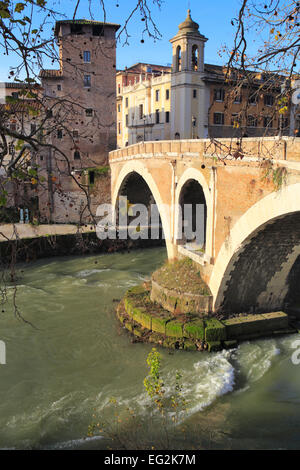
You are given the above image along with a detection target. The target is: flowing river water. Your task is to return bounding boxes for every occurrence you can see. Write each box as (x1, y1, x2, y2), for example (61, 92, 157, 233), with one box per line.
(0, 246, 300, 450)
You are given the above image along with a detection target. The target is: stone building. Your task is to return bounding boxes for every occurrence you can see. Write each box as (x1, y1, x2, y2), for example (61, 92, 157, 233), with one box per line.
(39, 19, 120, 223)
(116, 10, 296, 148)
(0, 82, 43, 220)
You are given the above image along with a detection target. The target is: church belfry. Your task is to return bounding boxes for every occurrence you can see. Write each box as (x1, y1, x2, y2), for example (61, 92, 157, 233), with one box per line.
(170, 10, 208, 139)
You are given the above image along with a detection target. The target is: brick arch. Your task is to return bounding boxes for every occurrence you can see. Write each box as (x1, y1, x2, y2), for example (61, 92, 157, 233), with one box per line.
(112, 160, 173, 257)
(175, 168, 213, 258)
(211, 183, 300, 312)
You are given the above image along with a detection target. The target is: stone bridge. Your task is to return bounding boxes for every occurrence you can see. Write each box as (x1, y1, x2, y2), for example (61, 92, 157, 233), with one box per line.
(109, 137, 300, 314)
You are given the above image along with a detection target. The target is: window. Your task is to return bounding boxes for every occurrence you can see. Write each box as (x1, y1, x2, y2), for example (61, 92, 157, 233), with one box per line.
(249, 93, 257, 105)
(57, 84, 62, 91)
(84, 74, 91, 87)
(83, 51, 91, 63)
(93, 25, 104, 36)
(192, 45, 199, 71)
(264, 116, 273, 128)
(89, 171, 95, 185)
(281, 117, 289, 129)
(166, 111, 170, 123)
(192, 117, 197, 127)
(9, 142, 14, 155)
(11, 92, 19, 99)
(118, 122, 121, 134)
(213, 113, 224, 125)
(71, 24, 83, 34)
(214, 88, 225, 102)
(155, 109, 160, 124)
(176, 46, 182, 72)
(264, 94, 274, 106)
(247, 115, 257, 127)
(193, 89, 197, 98)
(74, 151, 81, 160)
(10, 123, 16, 132)
(125, 97, 128, 108)
(85, 108, 93, 117)
(155, 90, 160, 102)
(118, 84, 121, 94)
(139, 104, 143, 120)
(118, 104, 121, 113)
(57, 129, 63, 139)
(233, 94, 241, 104)
(73, 130, 79, 138)
(166, 89, 170, 100)
(125, 114, 128, 127)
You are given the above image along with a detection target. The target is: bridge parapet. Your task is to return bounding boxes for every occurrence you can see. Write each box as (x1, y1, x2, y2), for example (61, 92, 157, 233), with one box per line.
(110, 137, 300, 163)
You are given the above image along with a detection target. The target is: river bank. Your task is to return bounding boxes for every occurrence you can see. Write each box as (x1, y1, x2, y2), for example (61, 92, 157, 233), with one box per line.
(0, 224, 164, 264)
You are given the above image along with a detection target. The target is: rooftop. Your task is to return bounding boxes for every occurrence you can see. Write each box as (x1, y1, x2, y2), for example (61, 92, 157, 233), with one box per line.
(54, 19, 120, 36)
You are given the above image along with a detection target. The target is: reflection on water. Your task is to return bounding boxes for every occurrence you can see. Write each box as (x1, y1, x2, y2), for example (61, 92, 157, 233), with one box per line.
(0, 247, 299, 449)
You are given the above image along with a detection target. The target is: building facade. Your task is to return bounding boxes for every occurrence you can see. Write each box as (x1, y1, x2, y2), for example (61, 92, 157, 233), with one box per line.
(116, 10, 295, 148)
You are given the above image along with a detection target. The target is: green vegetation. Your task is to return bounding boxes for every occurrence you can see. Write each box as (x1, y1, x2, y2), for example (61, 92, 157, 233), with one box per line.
(152, 258, 211, 296)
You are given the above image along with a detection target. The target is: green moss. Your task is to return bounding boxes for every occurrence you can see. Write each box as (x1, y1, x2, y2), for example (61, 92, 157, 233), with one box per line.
(205, 318, 227, 341)
(183, 320, 205, 340)
(152, 315, 171, 335)
(132, 307, 152, 330)
(124, 321, 134, 332)
(165, 320, 184, 338)
(133, 327, 143, 338)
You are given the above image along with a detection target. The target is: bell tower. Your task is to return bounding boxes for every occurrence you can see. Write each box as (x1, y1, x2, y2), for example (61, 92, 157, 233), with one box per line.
(170, 10, 208, 139)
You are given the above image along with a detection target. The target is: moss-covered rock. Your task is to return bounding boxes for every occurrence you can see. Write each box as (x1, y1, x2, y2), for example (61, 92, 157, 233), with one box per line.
(152, 313, 172, 335)
(118, 285, 295, 352)
(205, 318, 227, 341)
(165, 320, 184, 338)
(183, 340, 197, 351)
(183, 320, 205, 340)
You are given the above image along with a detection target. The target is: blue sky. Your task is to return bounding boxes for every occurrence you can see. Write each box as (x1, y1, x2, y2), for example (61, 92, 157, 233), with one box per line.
(0, 0, 254, 81)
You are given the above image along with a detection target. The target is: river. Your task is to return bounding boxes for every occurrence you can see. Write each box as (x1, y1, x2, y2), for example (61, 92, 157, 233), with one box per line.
(0, 247, 300, 449)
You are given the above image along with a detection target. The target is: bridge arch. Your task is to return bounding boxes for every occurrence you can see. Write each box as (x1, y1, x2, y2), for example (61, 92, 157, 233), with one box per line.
(211, 183, 300, 313)
(175, 168, 213, 258)
(111, 160, 173, 258)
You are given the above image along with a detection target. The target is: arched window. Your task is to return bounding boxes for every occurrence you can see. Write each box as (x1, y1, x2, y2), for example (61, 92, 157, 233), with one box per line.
(74, 151, 81, 160)
(175, 132, 180, 139)
(192, 45, 199, 71)
(176, 46, 182, 72)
